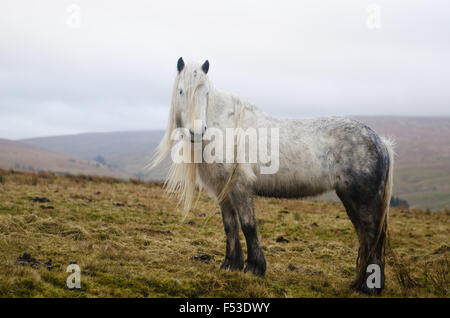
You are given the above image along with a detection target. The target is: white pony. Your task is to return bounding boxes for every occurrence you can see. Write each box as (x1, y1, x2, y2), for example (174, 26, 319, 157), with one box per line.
(151, 58, 394, 295)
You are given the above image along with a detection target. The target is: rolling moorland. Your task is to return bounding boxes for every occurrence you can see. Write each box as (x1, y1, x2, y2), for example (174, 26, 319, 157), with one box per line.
(0, 139, 127, 179)
(0, 169, 448, 297)
(18, 116, 450, 210)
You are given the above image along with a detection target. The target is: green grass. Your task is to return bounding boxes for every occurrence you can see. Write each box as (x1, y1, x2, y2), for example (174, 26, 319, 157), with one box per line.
(0, 169, 448, 297)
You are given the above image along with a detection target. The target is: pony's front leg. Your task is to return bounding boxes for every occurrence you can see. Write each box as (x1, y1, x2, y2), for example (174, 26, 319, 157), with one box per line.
(219, 199, 244, 271)
(231, 188, 266, 276)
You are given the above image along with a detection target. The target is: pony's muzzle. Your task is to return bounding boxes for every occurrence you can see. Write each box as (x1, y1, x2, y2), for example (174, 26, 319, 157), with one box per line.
(189, 126, 206, 143)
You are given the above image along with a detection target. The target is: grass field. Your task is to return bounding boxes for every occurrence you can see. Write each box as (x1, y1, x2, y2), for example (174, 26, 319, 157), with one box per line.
(0, 169, 448, 297)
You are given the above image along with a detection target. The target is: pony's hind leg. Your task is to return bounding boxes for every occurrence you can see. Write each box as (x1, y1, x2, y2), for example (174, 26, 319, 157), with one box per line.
(219, 199, 244, 271)
(337, 190, 387, 295)
(353, 200, 387, 295)
(230, 185, 266, 276)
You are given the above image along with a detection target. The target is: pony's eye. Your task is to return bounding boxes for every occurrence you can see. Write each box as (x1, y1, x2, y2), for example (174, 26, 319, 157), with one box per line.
(179, 89, 183, 95)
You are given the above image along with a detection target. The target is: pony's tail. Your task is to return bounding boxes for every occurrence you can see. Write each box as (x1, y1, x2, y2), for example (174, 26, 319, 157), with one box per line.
(378, 137, 395, 247)
(353, 137, 394, 294)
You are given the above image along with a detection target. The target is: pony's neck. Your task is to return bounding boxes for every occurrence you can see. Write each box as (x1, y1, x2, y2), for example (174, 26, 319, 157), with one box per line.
(207, 85, 260, 129)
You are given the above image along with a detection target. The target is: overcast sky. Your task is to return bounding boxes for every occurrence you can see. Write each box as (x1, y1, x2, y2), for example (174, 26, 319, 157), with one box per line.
(0, 0, 449, 139)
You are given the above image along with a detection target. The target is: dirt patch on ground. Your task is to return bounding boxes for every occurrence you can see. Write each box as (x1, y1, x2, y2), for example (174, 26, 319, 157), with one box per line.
(16, 252, 52, 270)
(29, 197, 50, 203)
(135, 227, 172, 235)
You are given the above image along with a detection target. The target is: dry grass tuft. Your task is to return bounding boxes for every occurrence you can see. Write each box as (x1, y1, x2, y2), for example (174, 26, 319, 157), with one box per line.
(0, 169, 448, 297)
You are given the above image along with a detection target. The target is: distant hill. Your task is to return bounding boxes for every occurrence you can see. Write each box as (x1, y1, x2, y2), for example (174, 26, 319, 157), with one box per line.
(22, 130, 166, 180)
(0, 139, 127, 178)
(19, 117, 450, 210)
(23, 130, 164, 161)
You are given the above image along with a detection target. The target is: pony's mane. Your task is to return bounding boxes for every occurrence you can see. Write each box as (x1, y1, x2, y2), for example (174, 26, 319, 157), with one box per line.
(149, 62, 255, 217)
(149, 63, 210, 215)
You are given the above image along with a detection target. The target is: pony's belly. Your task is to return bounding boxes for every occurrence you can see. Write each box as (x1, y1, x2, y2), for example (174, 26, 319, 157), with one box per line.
(253, 187, 328, 199)
(252, 171, 331, 199)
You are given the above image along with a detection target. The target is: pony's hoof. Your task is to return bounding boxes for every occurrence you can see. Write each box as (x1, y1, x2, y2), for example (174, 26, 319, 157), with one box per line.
(244, 259, 266, 276)
(356, 287, 383, 296)
(221, 257, 244, 271)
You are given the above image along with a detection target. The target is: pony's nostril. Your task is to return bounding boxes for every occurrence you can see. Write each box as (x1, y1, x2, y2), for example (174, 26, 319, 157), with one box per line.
(189, 128, 205, 143)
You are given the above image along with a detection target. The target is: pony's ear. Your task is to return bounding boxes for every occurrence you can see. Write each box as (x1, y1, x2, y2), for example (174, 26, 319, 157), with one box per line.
(177, 57, 185, 73)
(201, 60, 209, 74)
